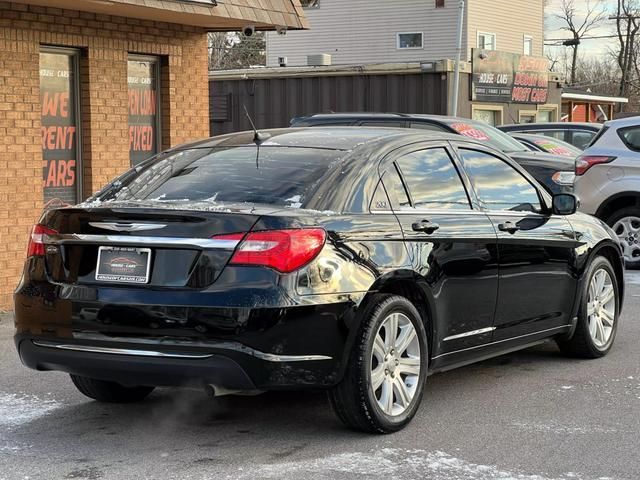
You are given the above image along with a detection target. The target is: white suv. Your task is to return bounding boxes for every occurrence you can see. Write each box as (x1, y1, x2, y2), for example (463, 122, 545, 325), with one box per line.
(574, 116, 640, 266)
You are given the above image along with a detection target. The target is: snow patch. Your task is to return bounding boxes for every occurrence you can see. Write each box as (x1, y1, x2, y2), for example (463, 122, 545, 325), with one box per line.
(234, 448, 589, 480)
(0, 393, 62, 428)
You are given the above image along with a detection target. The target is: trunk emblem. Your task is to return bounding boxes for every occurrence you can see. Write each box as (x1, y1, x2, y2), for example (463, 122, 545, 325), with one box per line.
(89, 222, 167, 232)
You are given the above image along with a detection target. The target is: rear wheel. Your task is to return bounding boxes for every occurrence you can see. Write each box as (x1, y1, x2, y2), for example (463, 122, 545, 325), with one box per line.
(329, 294, 428, 433)
(70, 375, 154, 403)
(606, 207, 640, 268)
(557, 256, 619, 358)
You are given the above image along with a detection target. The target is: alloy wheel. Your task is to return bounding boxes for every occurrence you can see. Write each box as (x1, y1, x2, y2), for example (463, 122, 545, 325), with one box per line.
(586, 268, 616, 348)
(370, 312, 421, 416)
(612, 216, 640, 261)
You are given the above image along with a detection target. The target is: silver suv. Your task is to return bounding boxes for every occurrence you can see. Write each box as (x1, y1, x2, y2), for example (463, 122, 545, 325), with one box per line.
(574, 116, 640, 266)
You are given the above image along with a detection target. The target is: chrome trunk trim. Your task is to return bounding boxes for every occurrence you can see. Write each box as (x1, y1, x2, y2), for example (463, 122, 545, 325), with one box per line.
(43, 233, 239, 250)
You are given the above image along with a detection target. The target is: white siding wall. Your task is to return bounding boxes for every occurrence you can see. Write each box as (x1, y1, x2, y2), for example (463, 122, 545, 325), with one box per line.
(466, 0, 544, 58)
(266, 0, 545, 68)
(266, 0, 465, 67)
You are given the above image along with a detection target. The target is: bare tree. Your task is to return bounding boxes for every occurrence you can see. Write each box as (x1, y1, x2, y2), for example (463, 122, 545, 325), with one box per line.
(208, 31, 266, 71)
(613, 0, 640, 105)
(555, 0, 607, 84)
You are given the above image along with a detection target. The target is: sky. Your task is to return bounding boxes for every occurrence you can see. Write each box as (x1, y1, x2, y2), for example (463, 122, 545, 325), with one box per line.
(545, 0, 619, 59)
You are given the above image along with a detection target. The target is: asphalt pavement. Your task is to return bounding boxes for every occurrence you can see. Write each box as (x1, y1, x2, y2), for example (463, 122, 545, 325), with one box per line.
(1, 274, 640, 480)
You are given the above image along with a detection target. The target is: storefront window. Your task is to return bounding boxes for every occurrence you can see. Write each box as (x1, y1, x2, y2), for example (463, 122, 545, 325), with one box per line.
(128, 55, 160, 166)
(40, 48, 81, 206)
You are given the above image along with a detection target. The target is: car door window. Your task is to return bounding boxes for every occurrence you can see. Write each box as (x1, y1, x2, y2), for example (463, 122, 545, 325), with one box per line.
(458, 149, 542, 212)
(396, 148, 471, 210)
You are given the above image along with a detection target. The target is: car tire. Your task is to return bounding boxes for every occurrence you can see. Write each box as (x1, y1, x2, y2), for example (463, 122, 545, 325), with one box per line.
(557, 256, 619, 358)
(329, 294, 428, 434)
(606, 207, 640, 268)
(70, 375, 155, 403)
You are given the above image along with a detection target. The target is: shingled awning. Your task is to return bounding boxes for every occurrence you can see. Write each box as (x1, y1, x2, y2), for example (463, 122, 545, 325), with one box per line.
(13, 0, 309, 30)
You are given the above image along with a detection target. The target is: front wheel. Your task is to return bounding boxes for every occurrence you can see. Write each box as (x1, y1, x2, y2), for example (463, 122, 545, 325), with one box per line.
(329, 294, 428, 433)
(70, 375, 155, 403)
(557, 256, 619, 358)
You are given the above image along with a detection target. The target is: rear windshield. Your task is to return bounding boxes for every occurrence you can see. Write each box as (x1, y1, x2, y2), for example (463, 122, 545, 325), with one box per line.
(444, 120, 528, 153)
(95, 146, 344, 208)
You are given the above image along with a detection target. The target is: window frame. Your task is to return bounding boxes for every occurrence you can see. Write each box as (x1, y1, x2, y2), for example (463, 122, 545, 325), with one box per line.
(40, 45, 83, 204)
(471, 103, 504, 126)
(523, 35, 533, 55)
(519, 110, 538, 124)
(128, 53, 162, 167)
(477, 31, 497, 51)
(453, 145, 547, 214)
(396, 32, 424, 50)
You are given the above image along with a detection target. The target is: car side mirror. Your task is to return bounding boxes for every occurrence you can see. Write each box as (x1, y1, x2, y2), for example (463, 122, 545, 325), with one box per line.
(552, 194, 577, 215)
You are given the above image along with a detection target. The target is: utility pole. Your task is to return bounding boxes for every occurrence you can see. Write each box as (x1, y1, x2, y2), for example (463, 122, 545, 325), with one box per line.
(451, 0, 465, 117)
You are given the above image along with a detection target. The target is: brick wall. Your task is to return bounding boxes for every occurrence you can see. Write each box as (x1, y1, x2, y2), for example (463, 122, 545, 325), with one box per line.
(0, 2, 210, 309)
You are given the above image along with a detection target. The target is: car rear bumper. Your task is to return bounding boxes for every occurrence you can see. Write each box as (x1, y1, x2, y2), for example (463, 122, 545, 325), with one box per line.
(14, 333, 344, 390)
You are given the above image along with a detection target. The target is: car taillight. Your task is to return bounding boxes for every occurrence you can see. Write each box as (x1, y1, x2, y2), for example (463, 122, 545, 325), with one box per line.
(27, 224, 58, 257)
(552, 171, 576, 185)
(575, 155, 616, 176)
(215, 229, 326, 273)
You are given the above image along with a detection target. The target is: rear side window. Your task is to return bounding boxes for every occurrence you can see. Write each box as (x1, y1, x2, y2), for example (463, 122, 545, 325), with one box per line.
(458, 149, 541, 212)
(371, 167, 411, 211)
(571, 131, 596, 150)
(395, 148, 470, 210)
(618, 126, 640, 151)
(97, 146, 344, 208)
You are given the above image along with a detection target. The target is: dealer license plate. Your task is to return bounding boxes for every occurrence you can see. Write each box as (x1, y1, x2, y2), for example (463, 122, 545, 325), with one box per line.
(95, 246, 151, 284)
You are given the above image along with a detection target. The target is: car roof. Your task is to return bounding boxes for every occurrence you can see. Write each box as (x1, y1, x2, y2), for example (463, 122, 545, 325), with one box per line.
(172, 126, 465, 152)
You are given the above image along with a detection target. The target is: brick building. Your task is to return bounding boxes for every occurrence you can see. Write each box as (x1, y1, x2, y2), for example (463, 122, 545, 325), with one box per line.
(0, 0, 307, 309)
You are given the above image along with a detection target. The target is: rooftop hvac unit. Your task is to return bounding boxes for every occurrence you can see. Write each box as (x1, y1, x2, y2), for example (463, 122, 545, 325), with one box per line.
(307, 54, 332, 66)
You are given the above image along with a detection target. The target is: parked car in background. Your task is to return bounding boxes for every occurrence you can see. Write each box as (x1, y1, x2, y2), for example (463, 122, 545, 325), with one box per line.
(499, 122, 602, 150)
(509, 133, 582, 157)
(574, 116, 640, 267)
(14, 127, 624, 434)
(291, 113, 576, 195)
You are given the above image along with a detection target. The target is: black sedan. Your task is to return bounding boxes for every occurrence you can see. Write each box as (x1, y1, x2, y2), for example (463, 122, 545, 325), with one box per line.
(291, 113, 576, 194)
(14, 128, 624, 433)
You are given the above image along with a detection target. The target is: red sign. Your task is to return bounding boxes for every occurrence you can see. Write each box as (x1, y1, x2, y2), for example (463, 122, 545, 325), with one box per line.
(472, 49, 549, 104)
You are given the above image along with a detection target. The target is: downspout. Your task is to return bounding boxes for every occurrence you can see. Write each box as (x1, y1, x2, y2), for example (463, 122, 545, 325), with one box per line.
(451, 0, 465, 116)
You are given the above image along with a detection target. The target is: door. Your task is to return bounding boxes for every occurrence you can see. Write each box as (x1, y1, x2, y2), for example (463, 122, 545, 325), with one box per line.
(380, 146, 499, 356)
(455, 147, 578, 341)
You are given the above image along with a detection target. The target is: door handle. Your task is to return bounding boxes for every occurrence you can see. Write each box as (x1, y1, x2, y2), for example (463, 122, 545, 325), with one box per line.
(498, 221, 520, 234)
(412, 219, 440, 234)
